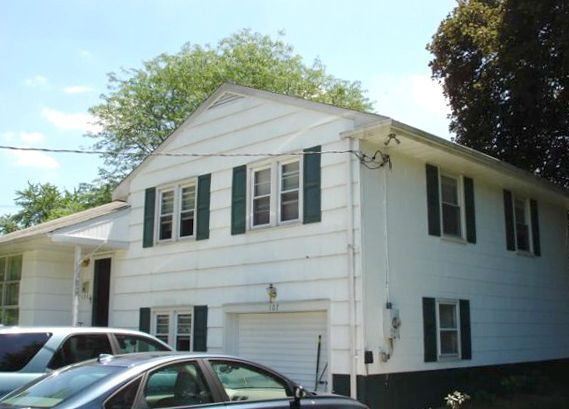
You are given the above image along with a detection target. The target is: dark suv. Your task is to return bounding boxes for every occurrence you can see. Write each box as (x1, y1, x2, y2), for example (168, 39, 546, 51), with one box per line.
(0, 326, 172, 396)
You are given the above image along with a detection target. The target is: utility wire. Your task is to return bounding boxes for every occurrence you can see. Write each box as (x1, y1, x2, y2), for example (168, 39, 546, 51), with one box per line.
(0, 145, 354, 158)
(0, 144, 392, 169)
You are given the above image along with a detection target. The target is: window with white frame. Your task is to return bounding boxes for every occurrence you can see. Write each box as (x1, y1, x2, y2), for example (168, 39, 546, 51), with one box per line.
(436, 300, 460, 358)
(513, 196, 530, 252)
(157, 181, 197, 242)
(152, 309, 193, 351)
(252, 168, 271, 226)
(0, 255, 22, 325)
(280, 161, 300, 222)
(250, 159, 301, 228)
(440, 174, 463, 238)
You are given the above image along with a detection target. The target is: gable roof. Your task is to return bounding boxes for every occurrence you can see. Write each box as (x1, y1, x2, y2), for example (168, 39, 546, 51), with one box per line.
(0, 201, 129, 245)
(112, 83, 387, 200)
(111, 82, 568, 205)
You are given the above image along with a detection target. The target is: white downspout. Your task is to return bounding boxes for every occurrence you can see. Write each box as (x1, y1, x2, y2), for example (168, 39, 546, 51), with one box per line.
(346, 137, 358, 399)
(72, 246, 82, 326)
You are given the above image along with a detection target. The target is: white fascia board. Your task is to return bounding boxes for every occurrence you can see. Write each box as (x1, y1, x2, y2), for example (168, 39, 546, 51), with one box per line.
(49, 234, 128, 249)
(343, 118, 569, 205)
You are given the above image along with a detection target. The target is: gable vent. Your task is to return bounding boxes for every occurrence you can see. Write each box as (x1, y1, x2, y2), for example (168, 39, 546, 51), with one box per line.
(208, 92, 244, 109)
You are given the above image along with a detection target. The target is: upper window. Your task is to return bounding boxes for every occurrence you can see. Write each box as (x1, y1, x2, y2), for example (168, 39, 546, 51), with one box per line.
(152, 309, 192, 351)
(513, 196, 530, 252)
(503, 190, 540, 255)
(0, 255, 22, 325)
(157, 182, 196, 242)
(440, 174, 463, 238)
(426, 164, 476, 243)
(250, 160, 302, 228)
(441, 175, 462, 237)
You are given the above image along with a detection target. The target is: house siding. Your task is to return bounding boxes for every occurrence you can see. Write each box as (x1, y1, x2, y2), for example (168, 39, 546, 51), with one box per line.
(110, 96, 364, 380)
(360, 147, 569, 376)
(17, 248, 94, 325)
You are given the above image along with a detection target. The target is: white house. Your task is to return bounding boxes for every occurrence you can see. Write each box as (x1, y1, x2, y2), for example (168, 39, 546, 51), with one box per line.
(1, 83, 568, 409)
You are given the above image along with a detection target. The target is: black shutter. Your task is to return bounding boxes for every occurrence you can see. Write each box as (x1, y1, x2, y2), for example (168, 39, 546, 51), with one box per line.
(193, 305, 208, 352)
(139, 307, 151, 333)
(303, 146, 322, 224)
(143, 188, 156, 248)
(459, 299, 472, 360)
(231, 165, 247, 235)
(426, 164, 441, 236)
(463, 176, 477, 244)
(530, 199, 541, 256)
(503, 190, 515, 250)
(422, 297, 437, 362)
(196, 174, 211, 240)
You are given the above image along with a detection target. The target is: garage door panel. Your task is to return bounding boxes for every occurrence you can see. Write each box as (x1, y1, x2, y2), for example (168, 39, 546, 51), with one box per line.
(236, 312, 328, 391)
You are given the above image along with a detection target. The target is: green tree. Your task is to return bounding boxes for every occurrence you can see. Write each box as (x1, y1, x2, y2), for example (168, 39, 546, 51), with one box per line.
(428, 0, 569, 187)
(89, 29, 372, 178)
(0, 181, 112, 234)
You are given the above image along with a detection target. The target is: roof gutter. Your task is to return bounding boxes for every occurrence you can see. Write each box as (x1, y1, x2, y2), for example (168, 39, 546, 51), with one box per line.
(342, 119, 569, 204)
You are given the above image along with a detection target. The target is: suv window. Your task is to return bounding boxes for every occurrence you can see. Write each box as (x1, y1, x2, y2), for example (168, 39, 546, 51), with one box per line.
(0, 332, 52, 371)
(48, 334, 112, 369)
(115, 334, 170, 353)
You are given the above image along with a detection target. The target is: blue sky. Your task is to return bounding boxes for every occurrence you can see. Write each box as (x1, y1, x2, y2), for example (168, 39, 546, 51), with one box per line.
(0, 0, 456, 212)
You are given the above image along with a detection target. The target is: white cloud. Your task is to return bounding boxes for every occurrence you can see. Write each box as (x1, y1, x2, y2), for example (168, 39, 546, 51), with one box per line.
(1, 131, 17, 143)
(0, 131, 59, 169)
(24, 75, 48, 87)
(1, 131, 44, 144)
(79, 49, 92, 58)
(63, 85, 95, 94)
(20, 132, 45, 144)
(369, 73, 453, 140)
(10, 150, 60, 169)
(41, 108, 102, 133)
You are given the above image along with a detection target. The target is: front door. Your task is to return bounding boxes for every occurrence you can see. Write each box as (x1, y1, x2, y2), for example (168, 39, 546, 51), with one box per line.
(91, 258, 111, 326)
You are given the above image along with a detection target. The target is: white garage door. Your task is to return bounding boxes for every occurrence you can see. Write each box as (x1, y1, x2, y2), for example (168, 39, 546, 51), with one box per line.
(236, 311, 329, 391)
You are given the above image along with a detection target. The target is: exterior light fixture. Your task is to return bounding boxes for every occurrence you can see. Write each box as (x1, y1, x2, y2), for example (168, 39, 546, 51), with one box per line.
(266, 283, 277, 303)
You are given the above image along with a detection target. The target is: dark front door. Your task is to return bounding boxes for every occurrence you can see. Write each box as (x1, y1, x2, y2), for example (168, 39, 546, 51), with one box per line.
(92, 258, 111, 327)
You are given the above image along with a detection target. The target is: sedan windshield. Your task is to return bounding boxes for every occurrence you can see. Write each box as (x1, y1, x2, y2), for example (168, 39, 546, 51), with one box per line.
(0, 365, 122, 408)
(0, 333, 51, 371)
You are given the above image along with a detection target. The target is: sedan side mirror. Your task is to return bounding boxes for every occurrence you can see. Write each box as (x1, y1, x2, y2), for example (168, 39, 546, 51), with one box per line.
(293, 385, 306, 407)
(294, 386, 306, 399)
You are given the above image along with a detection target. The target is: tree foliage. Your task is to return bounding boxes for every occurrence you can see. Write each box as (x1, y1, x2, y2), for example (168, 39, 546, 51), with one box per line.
(428, 0, 569, 187)
(89, 29, 372, 178)
(0, 181, 112, 235)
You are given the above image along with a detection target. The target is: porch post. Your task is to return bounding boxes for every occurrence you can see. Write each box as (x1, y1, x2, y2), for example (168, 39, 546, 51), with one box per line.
(72, 246, 82, 326)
